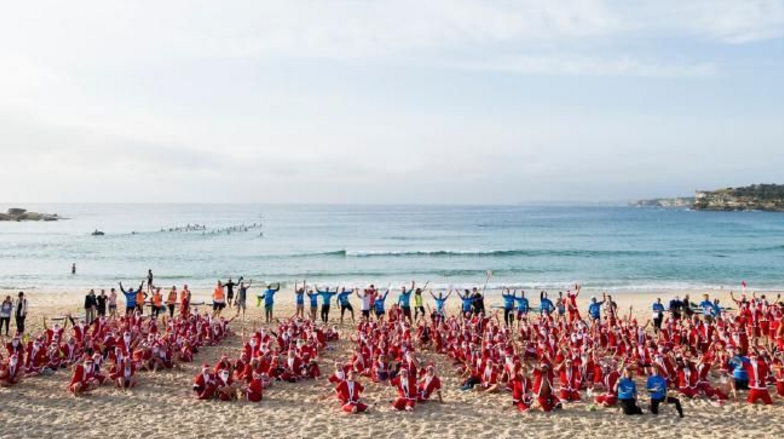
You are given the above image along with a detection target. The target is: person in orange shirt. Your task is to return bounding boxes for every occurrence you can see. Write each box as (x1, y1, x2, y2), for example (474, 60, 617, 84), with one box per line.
(166, 286, 178, 318)
(151, 288, 164, 319)
(213, 281, 226, 317)
(135, 288, 147, 316)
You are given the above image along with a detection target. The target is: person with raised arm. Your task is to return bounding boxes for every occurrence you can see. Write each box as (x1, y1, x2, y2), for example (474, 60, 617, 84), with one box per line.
(430, 289, 452, 320)
(235, 279, 252, 318)
(514, 290, 529, 328)
(211, 280, 226, 318)
(501, 288, 516, 327)
(316, 285, 338, 324)
(413, 283, 429, 323)
(587, 293, 606, 324)
(397, 281, 416, 323)
(539, 291, 555, 317)
(119, 280, 145, 316)
(306, 287, 319, 322)
(374, 288, 390, 321)
(223, 277, 241, 308)
(337, 287, 356, 324)
(457, 289, 475, 318)
(294, 281, 306, 319)
(259, 282, 280, 323)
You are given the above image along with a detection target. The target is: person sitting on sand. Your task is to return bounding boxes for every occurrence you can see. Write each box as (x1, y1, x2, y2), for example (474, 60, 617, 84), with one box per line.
(335, 370, 368, 414)
(418, 365, 443, 403)
(68, 356, 99, 396)
(0, 354, 23, 386)
(193, 363, 216, 400)
(391, 367, 418, 411)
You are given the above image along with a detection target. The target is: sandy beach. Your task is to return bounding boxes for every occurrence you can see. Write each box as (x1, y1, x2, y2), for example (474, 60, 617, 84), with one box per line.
(1, 288, 783, 439)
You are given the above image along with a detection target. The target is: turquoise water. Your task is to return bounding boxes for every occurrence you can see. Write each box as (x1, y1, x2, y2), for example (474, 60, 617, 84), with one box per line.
(1, 204, 783, 292)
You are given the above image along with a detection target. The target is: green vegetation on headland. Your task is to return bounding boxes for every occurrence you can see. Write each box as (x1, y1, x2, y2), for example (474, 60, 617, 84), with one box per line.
(631, 184, 784, 212)
(0, 208, 62, 221)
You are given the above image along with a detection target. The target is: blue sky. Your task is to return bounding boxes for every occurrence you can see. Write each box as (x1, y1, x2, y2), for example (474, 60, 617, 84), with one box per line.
(1, 0, 783, 204)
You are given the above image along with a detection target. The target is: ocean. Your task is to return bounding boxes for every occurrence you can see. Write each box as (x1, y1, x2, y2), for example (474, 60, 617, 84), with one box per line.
(1, 204, 783, 293)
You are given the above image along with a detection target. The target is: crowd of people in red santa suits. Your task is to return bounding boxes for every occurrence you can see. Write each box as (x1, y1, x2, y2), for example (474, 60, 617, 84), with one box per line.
(323, 289, 784, 415)
(327, 306, 444, 413)
(192, 318, 339, 402)
(1, 310, 234, 395)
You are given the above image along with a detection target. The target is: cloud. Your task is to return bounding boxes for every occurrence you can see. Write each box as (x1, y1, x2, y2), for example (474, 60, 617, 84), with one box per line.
(450, 54, 717, 78)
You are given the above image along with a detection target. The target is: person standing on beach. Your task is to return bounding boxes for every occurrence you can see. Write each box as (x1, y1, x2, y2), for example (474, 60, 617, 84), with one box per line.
(119, 280, 144, 316)
(235, 280, 251, 318)
(501, 289, 516, 327)
(147, 269, 154, 293)
(0, 296, 13, 336)
(108, 288, 118, 318)
(294, 281, 305, 319)
(71, 263, 76, 275)
(652, 298, 665, 332)
(587, 294, 606, 324)
(397, 281, 415, 323)
(259, 282, 280, 323)
(96, 290, 107, 317)
(306, 288, 319, 321)
(316, 286, 338, 323)
(14, 292, 27, 335)
(166, 286, 178, 318)
(180, 285, 191, 317)
(224, 277, 241, 308)
(84, 289, 97, 324)
(212, 281, 226, 317)
(337, 287, 355, 324)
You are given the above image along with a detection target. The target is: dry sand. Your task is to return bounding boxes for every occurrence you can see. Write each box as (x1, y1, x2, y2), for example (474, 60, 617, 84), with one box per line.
(1, 289, 783, 439)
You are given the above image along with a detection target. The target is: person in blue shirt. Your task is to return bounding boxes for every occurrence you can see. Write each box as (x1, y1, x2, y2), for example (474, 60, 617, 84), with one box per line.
(652, 298, 665, 332)
(615, 368, 643, 415)
(699, 294, 716, 322)
(429, 289, 452, 319)
(294, 281, 306, 319)
(588, 294, 606, 323)
(514, 291, 529, 324)
(539, 291, 555, 316)
(374, 289, 390, 320)
(259, 282, 280, 323)
(646, 366, 683, 417)
(337, 287, 355, 324)
(727, 349, 750, 396)
(457, 289, 475, 317)
(119, 280, 145, 316)
(501, 288, 516, 327)
(306, 288, 319, 322)
(316, 286, 338, 323)
(397, 281, 415, 322)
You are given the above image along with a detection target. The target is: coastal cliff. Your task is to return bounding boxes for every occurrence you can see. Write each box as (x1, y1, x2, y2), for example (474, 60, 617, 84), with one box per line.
(694, 184, 784, 212)
(0, 208, 61, 221)
(631, 184, 784, 212)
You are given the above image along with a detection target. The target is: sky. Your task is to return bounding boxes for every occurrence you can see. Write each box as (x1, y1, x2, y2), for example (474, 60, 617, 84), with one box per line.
(1, 0, 783, 204)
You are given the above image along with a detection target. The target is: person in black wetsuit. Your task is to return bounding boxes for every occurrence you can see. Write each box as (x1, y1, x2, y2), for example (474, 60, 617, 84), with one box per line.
(224, 277, 242, 308)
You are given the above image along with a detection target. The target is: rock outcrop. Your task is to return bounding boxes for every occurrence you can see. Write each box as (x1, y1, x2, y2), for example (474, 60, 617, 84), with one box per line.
(630, 197, 695, 208)
(694, 184, 784, 212)
(0, 208, 62, 221)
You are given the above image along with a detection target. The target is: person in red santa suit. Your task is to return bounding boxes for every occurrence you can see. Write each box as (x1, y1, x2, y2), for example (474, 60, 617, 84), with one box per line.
(0, 354, 23, 387)
(193, 363, 217, 400)
(281, 349, 304, 383)
(24, 338, 48, 376)
(772, 352, 784, 397)
(532, 362, 562, 412)
(328, 361, 349, 385)
(68, 357, 99, 396)
(116, 360, 137, 390)
(556, 357, 582, 402)
(510, 363, 533, 412)
(594, 362, 621, 407)
(215, 368, 239, 401)
(335, 370, 369, 414)
(418, 365, 443, 403)
(391, 367, 418, 411)
(744, 351, 773, 405)
(244, 371, 264, 402)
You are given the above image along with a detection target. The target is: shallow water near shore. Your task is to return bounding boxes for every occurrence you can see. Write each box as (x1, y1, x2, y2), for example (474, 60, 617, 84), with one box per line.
(1, 203, 783, 292)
